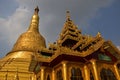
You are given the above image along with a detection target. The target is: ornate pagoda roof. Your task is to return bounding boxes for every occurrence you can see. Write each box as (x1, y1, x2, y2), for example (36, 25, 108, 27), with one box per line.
(49, 11, 105, 56)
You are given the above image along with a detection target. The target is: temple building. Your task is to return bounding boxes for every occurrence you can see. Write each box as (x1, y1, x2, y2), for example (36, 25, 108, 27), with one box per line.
(0, 6, 120, 80)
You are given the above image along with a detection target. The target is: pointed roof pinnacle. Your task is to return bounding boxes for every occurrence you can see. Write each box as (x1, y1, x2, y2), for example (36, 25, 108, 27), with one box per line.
(66, 10, 71, 20)
(34, 6, 39, 14)
(28, 6, 40, 32)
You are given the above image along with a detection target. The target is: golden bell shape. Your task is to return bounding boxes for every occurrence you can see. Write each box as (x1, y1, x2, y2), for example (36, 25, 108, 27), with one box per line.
(9, 6, 46, 56)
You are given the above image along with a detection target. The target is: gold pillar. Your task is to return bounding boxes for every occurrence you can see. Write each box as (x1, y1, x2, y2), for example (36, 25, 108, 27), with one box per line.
(62, 61, 67, 80)
(90, 59, 99, 80)
(40, 67, 45, 80)
(84, 65, 90, 80)
(32, 73, 36, 80)
(114, 64, 120, 80)
(52, 69, 55, 80)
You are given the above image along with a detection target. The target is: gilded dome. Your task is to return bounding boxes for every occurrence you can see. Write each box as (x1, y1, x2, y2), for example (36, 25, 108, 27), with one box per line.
(11, 31, 46, 52)
(11, 6, 46, 53)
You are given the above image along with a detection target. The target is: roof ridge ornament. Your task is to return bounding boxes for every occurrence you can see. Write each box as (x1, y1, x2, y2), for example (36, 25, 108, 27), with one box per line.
(97, 32, 101, 37)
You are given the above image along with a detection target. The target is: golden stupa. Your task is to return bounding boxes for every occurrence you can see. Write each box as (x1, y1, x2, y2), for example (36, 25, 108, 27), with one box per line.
(0, 6, 120, 80)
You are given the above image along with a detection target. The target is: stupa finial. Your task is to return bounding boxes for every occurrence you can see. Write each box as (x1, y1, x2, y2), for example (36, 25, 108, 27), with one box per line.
(34, 6, 39, 14)
(28, 6, 39, 32)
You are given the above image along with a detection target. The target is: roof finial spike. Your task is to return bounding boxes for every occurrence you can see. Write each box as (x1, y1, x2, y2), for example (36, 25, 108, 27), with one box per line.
(97, 32, 101, 37)
(66, 10, 71, 20)
(34, 6, 39, 14)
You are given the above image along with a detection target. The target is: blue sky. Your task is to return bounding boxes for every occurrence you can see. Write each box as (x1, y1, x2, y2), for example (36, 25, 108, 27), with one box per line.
(89, 1, 120, 45)
(0, 0, 120, 58)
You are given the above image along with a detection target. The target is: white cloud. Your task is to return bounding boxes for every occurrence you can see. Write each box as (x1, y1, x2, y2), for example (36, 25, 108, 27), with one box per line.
(0, 6, 31, 57)
(0, 7, 30, 44)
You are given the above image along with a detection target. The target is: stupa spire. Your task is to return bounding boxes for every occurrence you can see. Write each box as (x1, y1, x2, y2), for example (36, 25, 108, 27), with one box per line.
(28, 6, 40, 32)
(34, 6, 39, 14)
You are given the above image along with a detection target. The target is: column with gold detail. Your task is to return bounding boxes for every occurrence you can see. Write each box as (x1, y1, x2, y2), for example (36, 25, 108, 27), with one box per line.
(52, 69, 55, 80)
(40, 67, 45, 80)
(114, 63, 120, 80)
(62, 61, 68, 80)
(32, 73, 36, 80)
(90, 59, 99, 80)
(84, 65, 90, 80)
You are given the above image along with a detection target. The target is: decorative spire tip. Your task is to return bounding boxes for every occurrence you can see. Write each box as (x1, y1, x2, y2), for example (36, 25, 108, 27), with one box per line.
(66, 10, 70, 20)
(34, 6, 39, 14)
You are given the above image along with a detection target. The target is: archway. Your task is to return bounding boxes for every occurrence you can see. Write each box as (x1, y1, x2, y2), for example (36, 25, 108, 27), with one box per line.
(71, 67, 83, 80)
(100, 68, 117, 80)
(47, 75, 50, 80)
(56, 69, 63, 80)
